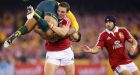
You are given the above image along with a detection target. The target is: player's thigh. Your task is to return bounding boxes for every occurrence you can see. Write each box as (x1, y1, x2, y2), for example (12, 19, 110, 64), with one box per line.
(120, 70, 133, 75)
(35, 0, 57, 16)
(115, 63, 133, 75)
(64, 64, 75, 75)
(44, 60, 59, 75)
(126, 62, 140, 75)
(114, 70, 132, 75)
(44, 56, 60, 75)
(60, 47, 74, 66)
(44, 15, 58, 27)
(132, 70, 140, 75)
(44, 15, 58, 36)
(62, 48, 75, 75)
(25, 18, 37, 31)
(114, 70, 133, 75)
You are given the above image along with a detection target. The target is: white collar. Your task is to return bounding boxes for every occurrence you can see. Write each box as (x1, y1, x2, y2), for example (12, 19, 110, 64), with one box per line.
(105, 26, 119, 36)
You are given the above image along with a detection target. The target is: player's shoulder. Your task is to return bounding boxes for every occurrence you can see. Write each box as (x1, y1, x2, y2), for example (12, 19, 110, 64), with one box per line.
(100, 30, 107, 34)
(99, 30, 107, 36)
(118, 27, 129, 32)
(119, 27, 128, 30)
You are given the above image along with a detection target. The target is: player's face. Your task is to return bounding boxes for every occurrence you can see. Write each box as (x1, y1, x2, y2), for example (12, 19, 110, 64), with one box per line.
(57, 6, 67, 19)
(105, 21, 115, 30)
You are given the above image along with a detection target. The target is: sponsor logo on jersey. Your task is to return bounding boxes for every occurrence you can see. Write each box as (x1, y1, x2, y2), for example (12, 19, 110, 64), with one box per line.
(113, 40, 123, 49)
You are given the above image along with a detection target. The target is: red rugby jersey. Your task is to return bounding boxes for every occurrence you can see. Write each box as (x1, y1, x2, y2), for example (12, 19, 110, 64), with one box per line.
(45, 16, 71, 51)
(96, 26, 132, 70)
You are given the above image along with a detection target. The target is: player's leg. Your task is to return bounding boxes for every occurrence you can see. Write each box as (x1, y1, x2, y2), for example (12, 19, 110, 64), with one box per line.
(3, 1, 44, 48)
(33, 14, 59, 42)
(20, 17, 39, 34)
(44, 52, 60, 75)
(33, 13, 53, 32)
(115, 63, 133, 75)
(31, 0, 58, 32)
(44, 51, 63, 75)
(33, 0, 58, 32)
(126, 62, 140, 75)
(28, 0, 58, 38)
(60, 47, 75, 75)
(120, 70, 133, 75)
(43, 15, 58, 34)
(132, 70, 140, 75)
(4, 17, 37, 48)
(114, 70, 132, 75)
(3, 0, 57, 47)
(44, 61, 59, 75)
(64, 64, 75, 75)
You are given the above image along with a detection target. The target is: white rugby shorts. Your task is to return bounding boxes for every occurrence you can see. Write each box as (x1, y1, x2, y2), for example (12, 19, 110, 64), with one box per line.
(114, 62, 138, 75)
(45, 47, 74, 66)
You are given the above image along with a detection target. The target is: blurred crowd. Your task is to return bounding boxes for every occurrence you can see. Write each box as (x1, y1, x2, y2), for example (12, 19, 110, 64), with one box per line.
(0, 10, 140, 65)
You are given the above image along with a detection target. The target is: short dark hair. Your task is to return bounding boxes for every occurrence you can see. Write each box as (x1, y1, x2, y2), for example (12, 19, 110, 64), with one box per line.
(59, 2, 70, 12)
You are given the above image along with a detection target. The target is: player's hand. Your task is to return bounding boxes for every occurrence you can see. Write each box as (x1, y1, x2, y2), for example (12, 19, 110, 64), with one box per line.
(3, 31, 20, 48)
(129, 45, 137, 55)
(82, 45, 92, 53)
(27, 5, 35, 19)
(70, 32, 81, 42)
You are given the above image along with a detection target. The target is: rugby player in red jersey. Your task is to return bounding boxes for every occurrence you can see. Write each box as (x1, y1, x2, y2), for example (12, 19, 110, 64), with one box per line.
(34, 2, 81, 75)
(83, 16, 140, 75)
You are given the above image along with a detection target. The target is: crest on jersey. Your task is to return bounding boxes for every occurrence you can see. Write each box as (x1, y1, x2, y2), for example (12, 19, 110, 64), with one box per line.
(107, 36, 111, 40)
(119, 32, 124, 38)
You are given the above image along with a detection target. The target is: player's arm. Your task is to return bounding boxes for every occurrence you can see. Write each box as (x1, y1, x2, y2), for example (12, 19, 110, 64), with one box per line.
(83, 33, 104, 54)
(127, 38, 138, 55)
(70, 31, 81, 42)
(67, 11, 79, 34)
(83, 45, 102, 54)
(128, 38, 138, 48)
(123, 27, 138, 55)
(50, 23, 69, 37)
(124, 28, 138, 49)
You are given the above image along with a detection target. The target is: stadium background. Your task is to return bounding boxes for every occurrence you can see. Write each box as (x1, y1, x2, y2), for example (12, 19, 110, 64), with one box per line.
(0, 0, 140, 75)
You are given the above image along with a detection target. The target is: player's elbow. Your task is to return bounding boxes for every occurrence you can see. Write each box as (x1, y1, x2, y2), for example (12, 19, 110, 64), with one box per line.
(70, 31, 81, 42)
(134, 39, 138, 46)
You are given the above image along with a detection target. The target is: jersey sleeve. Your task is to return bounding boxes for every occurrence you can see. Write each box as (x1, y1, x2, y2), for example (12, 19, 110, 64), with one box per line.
(95, 33, 105, 48)
(122, 28, 133, 40)
(66, 11, 79, 32)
